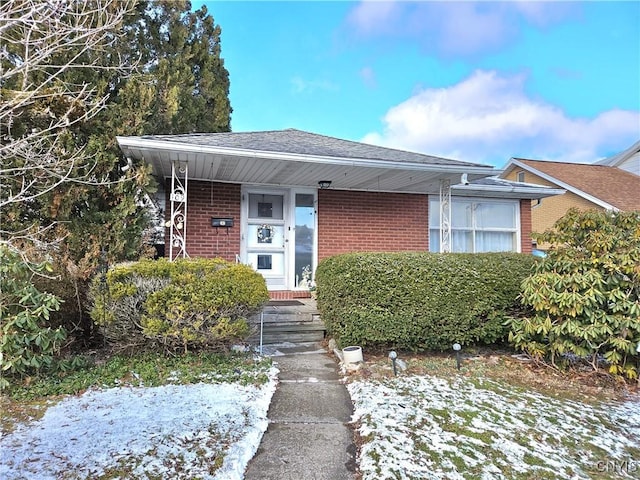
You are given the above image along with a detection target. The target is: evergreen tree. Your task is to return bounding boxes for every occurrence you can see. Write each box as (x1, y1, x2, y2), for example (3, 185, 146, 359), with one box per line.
(1, 0, 232, 339)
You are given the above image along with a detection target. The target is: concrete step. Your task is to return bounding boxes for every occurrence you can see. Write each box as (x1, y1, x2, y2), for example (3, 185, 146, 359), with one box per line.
(257, 331, 325, 344)
(258, 313, 315, 324)
(248, 299, 324, 345)
(249, 322, 326, 345)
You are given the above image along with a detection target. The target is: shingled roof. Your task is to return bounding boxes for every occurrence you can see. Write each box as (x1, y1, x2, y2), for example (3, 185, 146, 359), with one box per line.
(142, 128, 488, 168)
(512, 158, 640, 211)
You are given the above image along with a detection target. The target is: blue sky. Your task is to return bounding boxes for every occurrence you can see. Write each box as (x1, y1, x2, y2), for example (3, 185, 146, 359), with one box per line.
(200, 1, 640, 167)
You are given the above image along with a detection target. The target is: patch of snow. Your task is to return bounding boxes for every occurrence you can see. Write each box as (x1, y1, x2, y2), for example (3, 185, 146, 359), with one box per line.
(1, 367, 278, 480)
(348, 375, 640, 480)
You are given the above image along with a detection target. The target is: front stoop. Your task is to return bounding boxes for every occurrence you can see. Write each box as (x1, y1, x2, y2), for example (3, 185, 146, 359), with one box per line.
(249, 299, 326, 344)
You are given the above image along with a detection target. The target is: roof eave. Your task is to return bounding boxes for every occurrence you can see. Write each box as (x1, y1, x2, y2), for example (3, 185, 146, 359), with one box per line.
(116, 136, 495, 176)
(451, 183, 566, 200)
(501, 158, 618, 209)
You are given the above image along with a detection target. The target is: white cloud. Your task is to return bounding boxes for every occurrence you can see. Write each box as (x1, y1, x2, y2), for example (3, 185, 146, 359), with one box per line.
(346, 1, 403, 36)
(345, 1, 580, 57)
(514, 0, 580, 27)
(362, 70, 640, 165)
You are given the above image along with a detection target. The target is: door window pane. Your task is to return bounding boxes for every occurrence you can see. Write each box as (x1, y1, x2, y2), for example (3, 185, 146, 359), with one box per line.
(248, 252, 284, 275)
(247, 224, 284, 248)
(295, 194, 315, 288)
(248, 194, 283, 219)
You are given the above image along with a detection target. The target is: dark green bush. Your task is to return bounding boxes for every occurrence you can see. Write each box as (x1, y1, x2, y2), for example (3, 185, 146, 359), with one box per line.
(0, 246, 65, 388)
(33, 271, 92, 341)
(315, 252, 536, 351)
(89, 258, 269, 352)
(507, 209, 640, 378)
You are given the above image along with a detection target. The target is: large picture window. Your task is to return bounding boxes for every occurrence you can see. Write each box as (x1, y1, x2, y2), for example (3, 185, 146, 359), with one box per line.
(429, 198, 519, 253)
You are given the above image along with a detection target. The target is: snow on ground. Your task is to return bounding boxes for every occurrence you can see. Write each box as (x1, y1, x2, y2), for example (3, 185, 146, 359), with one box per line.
(348, 375, 640, 480)
(0, 367, 278, 480)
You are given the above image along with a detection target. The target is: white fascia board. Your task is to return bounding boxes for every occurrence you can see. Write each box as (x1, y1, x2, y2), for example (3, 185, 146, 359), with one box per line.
(451, 183, 566, 199)
(595, 140, 640, 166)
(507, 159, 618, 210)
(116, 136, 496, 176)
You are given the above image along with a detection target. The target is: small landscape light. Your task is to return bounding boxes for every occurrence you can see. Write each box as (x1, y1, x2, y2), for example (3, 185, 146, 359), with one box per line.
(452, 343, 462, 370)
(637, 342, 640, 354)
(389, 351, 398, 376)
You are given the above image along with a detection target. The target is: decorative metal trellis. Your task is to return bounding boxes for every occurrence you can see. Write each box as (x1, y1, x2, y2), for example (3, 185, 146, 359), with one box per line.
(169, 161, 189, 261)
(439, 178, 451, 253)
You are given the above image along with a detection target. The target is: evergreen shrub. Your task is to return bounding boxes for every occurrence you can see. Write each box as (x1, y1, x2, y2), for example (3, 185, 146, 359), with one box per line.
(315, 252, 535, 350)
(506, 209, 640, 378)
(89, 258, 268, 352)
(0, 246, 65, 388)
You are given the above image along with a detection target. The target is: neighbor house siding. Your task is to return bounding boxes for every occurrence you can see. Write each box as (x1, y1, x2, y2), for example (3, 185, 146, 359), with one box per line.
(618, 152, 640, 176)
(317, 189, 429, 260)
(504, 170, 602, 247)
(165, 180, 241, 263)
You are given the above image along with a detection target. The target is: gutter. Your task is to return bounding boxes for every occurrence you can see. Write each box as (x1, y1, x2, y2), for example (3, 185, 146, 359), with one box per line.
(452, 182, 566, 200)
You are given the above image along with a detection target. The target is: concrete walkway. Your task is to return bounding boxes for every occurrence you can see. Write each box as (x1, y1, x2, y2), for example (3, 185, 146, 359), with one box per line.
(244, 343, 356, 480)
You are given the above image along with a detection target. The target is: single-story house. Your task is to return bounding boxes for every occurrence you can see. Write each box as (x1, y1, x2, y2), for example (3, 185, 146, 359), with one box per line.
(500, 149, 640, 248)
(117, 129, 563, 299)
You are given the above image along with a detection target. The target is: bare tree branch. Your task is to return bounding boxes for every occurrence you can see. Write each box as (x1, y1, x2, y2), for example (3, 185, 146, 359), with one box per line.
(0, 0, 138, 252)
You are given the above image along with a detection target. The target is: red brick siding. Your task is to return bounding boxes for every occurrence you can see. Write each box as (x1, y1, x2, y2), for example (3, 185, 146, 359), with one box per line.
(164, 183, 535, 296)
(165, 180, 241, 263)
(317, 190, 429, 261)
(520, 198, 532, 254)
(269, 290, 311, 300)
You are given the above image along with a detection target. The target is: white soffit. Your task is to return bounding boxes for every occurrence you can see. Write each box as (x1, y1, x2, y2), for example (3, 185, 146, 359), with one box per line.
(117, 136, 497, 195)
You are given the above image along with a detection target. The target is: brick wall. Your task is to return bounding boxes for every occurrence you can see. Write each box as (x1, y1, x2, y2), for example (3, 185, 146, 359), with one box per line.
(520, 199, 532, 253)
(317, 189, 429, 260)
(165, 180, 241, 263)
(166, 183, 536, 296)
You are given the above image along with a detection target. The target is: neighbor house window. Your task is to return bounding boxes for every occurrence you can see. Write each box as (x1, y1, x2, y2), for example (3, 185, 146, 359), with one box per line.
(517, 171, 525, 182)
(429, 198, 519, 253)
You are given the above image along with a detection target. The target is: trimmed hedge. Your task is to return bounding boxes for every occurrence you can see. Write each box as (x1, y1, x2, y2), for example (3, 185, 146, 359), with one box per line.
(315, 252, 536, 351)
(89, 258, 268, 352)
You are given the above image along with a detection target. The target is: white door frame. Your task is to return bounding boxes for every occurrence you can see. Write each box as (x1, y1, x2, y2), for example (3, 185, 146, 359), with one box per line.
(240, 186, 317, 291)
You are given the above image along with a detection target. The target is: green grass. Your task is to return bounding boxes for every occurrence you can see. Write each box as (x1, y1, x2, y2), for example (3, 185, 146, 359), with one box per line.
(3, 351, 272, 401)
(349, 355, 640, 480)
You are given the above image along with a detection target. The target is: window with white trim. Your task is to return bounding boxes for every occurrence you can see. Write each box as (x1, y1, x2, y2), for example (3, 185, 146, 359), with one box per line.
(429, 198, 520, 253)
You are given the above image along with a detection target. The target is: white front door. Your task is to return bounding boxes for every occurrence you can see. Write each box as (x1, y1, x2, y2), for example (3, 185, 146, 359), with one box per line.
(241, 187, 317, 291)
(242, 188, 289, 289)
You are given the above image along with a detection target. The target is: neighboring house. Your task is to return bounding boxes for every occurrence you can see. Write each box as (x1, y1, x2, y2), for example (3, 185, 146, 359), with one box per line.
(595, 140, 640, 176)
(500, 152, 640, 248)
(117, 129, 562, 299)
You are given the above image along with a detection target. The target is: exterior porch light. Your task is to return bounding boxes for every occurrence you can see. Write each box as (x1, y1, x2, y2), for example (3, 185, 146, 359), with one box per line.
(453, 343, 462, 370)
(389, 351, 398, 376)
(318, 180, 332, 189)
